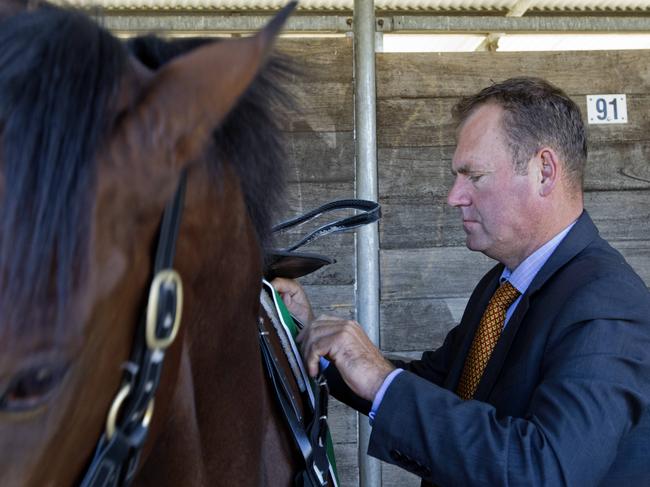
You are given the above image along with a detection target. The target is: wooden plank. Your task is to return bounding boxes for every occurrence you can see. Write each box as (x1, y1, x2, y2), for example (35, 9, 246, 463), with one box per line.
(284, 131, 354, 183)
(379, 199, 468, 250)
(377, 50, 650, 99)
(377, 95, 650, 148)
(280, 83, 353, 132)
(301, 284, 354, 307)
(585, 191, 650, 242)
(381, 247, 495, 300)
(377, 97, 456, 149)
(380, 190, 650, 250)
(378, 146, 454, 198)
(302, 284, 355, 318)
(380, 239, 650, 300)
(278, 38, 352, 84)
(280, 181, 355, 217)
(329, 442, 358, 487)
(277, 38, 353, 132)
(378, 142, 650, 196)
(381, 297, 468, 352)
(588, 141, 650, 191)
(382, 463, 421, 487)
(328, 397, 358, 445)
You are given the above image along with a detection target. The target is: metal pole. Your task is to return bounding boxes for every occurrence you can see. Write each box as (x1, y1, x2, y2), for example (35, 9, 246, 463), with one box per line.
(354, 0, 381, 486)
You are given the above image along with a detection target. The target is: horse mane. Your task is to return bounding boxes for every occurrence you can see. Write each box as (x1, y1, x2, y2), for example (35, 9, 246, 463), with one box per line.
(0, 8, 291, 335)
(127, 35, 292, 250)
(0, 6, 126, 332)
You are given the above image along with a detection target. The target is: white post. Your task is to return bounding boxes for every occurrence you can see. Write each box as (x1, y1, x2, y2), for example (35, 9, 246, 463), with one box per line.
(354, 0, 381, 485)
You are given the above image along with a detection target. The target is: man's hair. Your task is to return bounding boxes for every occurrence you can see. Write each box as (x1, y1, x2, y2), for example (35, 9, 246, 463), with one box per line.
(452, 77, 587, 189)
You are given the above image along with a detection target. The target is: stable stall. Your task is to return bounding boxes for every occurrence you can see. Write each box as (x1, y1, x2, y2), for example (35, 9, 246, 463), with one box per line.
(55, 1, 650, 484)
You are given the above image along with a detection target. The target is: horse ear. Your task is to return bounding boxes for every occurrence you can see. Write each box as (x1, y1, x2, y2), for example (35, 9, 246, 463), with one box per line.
(112, 1, 296, 195)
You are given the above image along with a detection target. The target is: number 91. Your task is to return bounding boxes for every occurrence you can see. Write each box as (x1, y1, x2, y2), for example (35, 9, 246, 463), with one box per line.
(596, 97, 618, 120)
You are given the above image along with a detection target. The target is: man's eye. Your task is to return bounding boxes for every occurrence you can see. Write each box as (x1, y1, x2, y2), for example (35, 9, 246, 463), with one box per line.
(469, 174, 483, 183)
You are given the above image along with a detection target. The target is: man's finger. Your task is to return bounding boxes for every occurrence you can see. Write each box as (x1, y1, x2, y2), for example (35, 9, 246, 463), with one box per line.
(299, 321, 344, 356)
(304, 331, 344, 377)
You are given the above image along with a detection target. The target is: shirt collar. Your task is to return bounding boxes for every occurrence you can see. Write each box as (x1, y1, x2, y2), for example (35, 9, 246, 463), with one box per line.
(500, 220, 577, 295)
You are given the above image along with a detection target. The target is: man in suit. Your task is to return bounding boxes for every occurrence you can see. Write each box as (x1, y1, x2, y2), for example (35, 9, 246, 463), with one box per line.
(273, 77, 650, 486)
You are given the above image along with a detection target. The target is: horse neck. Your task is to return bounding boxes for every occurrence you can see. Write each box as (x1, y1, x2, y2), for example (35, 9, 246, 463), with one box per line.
(134, 161, 294, 486)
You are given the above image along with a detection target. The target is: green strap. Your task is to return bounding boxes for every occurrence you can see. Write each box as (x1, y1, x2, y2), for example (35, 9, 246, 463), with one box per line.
(271, 288, 341, 486)
(273, 288, 299, 338)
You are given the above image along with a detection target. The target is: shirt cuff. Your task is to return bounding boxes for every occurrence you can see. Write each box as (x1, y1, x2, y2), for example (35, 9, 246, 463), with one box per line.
(369, 368, 403, 425)
(319, 357, 330, 371)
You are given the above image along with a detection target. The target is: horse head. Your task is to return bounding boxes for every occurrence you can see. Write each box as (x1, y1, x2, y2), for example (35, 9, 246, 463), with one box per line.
(0, 3, 297, 485)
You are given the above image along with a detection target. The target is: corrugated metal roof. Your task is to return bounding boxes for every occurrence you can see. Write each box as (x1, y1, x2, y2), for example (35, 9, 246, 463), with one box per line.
(54, 0, 650, 12)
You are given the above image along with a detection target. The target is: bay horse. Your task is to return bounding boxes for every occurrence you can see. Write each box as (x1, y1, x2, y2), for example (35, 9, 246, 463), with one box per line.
(0, 2, 325, 486)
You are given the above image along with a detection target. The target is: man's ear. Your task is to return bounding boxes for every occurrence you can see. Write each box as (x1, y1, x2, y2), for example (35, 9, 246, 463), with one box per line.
(104, 2, 296, 206)
(537, 147, 560, 197)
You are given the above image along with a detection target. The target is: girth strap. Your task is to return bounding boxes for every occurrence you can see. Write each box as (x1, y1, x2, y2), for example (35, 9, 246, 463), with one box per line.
(258, 317, 331, 487)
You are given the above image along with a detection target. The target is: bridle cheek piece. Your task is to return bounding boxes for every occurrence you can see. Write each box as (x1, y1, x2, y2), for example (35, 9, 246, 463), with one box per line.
(80, 172, 187, 487)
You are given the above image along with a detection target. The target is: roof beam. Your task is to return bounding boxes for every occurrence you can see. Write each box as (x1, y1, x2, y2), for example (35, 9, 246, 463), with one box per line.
(96, 12, 650, 35)
(381, 15, 650, 33)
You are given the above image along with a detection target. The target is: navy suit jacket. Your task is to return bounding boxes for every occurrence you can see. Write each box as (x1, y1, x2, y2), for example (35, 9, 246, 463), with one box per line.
(327, 211, 650, 486)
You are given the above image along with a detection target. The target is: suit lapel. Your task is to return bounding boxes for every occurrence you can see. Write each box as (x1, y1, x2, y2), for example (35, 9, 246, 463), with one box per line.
(524, 211, 598, 297)
(453, 211, 600, 400)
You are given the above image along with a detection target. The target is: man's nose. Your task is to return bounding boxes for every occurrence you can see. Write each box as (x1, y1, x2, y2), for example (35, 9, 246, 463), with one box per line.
(447, 177, 470, 207)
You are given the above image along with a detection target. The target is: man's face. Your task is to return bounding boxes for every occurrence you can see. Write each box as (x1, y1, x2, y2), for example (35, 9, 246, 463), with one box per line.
(447, 103, 539, 268)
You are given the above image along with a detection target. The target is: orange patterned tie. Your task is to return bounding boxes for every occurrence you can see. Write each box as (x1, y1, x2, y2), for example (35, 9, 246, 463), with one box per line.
(456, 281, 521, 400)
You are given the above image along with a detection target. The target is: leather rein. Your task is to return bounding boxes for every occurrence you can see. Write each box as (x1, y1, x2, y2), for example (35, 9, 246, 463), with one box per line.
(78, 171, 380, 487)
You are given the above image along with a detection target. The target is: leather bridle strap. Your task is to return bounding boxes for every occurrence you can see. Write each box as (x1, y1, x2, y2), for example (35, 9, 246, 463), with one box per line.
(271, 199, 381, 252)
(79, 170, 188, 487)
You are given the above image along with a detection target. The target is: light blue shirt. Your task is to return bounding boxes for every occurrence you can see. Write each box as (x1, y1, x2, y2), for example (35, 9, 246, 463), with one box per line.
(368, 220, 578, 424)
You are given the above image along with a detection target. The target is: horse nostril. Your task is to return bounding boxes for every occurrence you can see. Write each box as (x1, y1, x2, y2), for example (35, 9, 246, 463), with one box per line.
(0, 363, 68, 413)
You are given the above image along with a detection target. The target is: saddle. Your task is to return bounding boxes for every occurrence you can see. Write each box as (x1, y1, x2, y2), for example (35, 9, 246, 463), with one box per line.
(259, 199, 381, 487)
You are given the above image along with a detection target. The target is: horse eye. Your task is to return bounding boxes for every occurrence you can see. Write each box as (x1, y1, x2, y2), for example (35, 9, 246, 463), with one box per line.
(0, 364, 67, 412)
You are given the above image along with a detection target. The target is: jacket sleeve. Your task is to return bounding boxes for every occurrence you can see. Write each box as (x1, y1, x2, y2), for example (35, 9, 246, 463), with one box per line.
(324, 364, 372, 415)
(367, 277, 650, 486)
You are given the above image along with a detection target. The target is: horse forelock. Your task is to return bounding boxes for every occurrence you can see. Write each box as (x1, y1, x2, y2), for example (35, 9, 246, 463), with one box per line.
(0, 6, 126, 336)
(127, 35, 293, 252)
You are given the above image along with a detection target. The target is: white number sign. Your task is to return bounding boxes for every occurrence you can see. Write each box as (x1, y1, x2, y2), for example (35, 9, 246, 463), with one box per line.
(586, 94, 628, 124)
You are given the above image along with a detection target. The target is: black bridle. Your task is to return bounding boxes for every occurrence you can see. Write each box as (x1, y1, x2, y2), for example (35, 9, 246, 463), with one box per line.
(80, 170, 187, 487)
(78, 168, 380, 486)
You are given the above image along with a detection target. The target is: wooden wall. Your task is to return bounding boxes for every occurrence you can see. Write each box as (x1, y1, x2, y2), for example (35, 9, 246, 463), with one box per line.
(275, 38, 361, 486)
(277, 39, 650, 486)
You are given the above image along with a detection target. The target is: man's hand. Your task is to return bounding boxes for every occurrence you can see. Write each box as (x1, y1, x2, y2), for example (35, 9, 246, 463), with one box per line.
(297, 316, 396, 402)
(271, 277, 315, 326)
